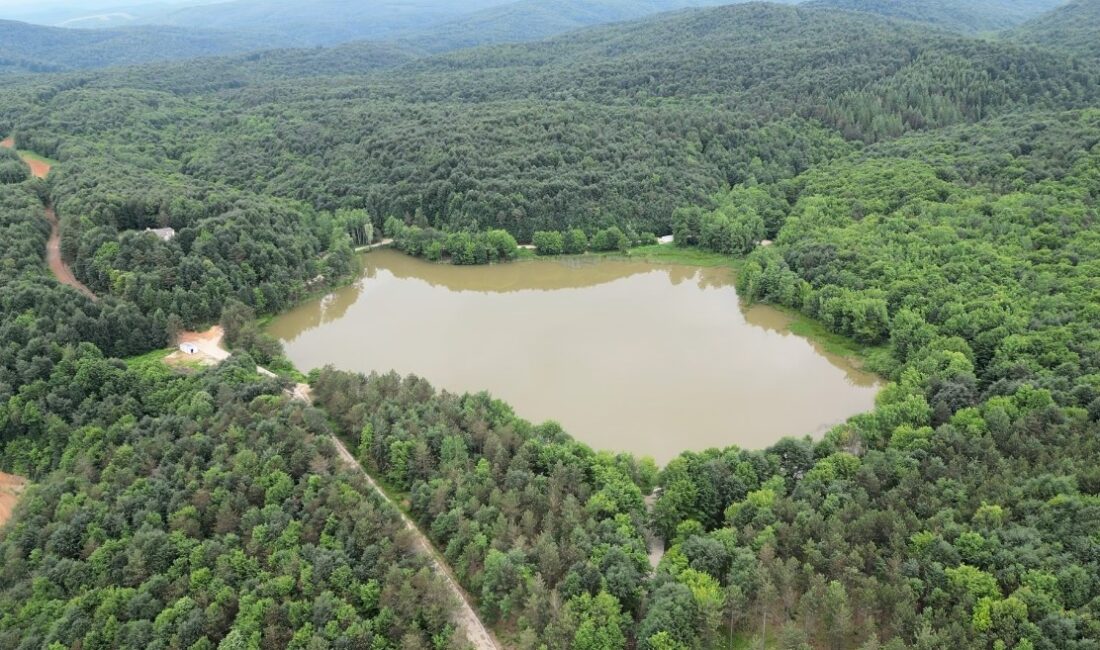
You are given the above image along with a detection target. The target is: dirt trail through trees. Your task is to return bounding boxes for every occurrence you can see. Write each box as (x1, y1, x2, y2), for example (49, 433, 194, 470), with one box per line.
(45, 205, 97, 300)
(6, 135, 496, 647)
(175, 332, 495, 649)
(0, 472, 28, 529)
(353, 237, 394, 252)
(645, 491, 665, 570)
(330, 436, 502, 650)
(1, 139, 96, 300)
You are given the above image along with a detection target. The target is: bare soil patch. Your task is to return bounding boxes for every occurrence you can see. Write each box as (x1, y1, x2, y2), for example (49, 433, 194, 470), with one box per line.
(24, 157, 51, 179)
(0, 138, 50, 178)
(163, 350, 218, 370)
(45, 206, 97, 300)
(177, 326, 230, 361)
(0, 472, 28, 529)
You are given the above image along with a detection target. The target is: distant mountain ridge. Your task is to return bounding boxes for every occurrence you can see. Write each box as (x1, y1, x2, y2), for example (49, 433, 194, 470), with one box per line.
(390, 0, 797, 54)
(0, 0, 1087, 76)
(0, 19, 276, 73)
(0, 0, 801, 73)
(1009, 0, 1100, 61)
(129, 0, 518, 46)
(805, 0, 1068, 33)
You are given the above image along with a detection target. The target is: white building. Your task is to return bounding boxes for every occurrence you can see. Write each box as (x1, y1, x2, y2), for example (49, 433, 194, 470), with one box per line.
(145, 227, 177, 242)
(179, 343, 198, 355)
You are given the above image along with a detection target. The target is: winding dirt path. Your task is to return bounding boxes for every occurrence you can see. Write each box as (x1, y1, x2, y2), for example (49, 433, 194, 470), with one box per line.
(331, 436, 502, 650)
(45, 205, 97, 300)
(1, 138, 96, 300)
(9, 133, 495, 646)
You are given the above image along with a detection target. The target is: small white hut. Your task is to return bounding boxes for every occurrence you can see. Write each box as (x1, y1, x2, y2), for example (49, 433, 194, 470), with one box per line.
(179, 342, 198, 355)
(145, 227, 177, 242)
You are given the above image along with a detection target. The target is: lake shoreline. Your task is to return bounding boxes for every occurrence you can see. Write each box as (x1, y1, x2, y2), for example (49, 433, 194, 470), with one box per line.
(268, 249, 880, 464)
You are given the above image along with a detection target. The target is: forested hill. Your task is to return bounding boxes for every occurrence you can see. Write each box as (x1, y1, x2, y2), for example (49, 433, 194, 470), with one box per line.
(1009, 0, 1100, 61)
(380, 2, 1094, 111)
(52, 0, 768, 50)
(3, 2, 1092, 242)
(388, 0, 773, 54)
(806, 0, 1068, 33)
(0, 20, 278, 74)
(130, 0, 520, 46)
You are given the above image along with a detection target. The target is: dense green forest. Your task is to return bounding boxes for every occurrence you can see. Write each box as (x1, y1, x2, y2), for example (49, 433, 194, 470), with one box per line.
(44, 0, 759, 50)
(806, 0, 1066, 33)
(1, 0, 1099, 648)
(0, 0, 1081, 74)
(3, 3, 1095, 245)
(1008, 0, 1100, 62)
(312, 369, 658, 648)
(656, 107, 1100, 649)
(389, 0, 749, 54)
(0, 180, 457, 648)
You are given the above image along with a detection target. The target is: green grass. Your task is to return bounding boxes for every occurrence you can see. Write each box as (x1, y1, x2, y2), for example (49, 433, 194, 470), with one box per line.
(123, 348, 177, 378)
(616, 243, 736, 267)
(124, 348, 172, 366)
(17, 150, 58, 167)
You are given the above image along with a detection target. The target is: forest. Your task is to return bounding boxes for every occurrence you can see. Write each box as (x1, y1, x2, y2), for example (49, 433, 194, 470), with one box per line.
(806, 0, 1064, 33)
(0, 0, 1098, 648)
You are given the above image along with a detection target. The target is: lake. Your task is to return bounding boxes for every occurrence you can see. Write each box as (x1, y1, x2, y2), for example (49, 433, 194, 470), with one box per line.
(268, 249, 878, 463)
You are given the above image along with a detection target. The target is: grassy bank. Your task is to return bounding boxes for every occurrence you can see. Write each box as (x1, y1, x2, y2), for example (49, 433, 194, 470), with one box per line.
(17, 150, 58, 167)
(614, 243, 737, 267)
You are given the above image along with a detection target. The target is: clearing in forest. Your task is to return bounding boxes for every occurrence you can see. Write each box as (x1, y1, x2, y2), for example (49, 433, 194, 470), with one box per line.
(0, 472, 28, 528)
(0, 137, 52, 179)
(167, 327, 228, 368)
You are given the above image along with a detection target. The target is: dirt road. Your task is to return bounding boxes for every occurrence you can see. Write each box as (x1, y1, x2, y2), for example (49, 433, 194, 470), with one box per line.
(353, 237, 394, 252)
(645, 490, 665, 570)
(1, 138, 97, 300)
(330, 436, 501, 650)
(0, 472, 28, 529)
(45, 205, 97, 300)
(6, 134, 493, 646)
(0, 137, 51, 180)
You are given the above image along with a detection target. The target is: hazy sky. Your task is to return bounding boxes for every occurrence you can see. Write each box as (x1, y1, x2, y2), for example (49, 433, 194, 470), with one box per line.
(0, 0, 214, 23)
(0, 0, 181, 6)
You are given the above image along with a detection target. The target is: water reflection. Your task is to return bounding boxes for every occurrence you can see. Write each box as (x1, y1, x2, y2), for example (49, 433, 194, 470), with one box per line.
(270, 249, 878, 463)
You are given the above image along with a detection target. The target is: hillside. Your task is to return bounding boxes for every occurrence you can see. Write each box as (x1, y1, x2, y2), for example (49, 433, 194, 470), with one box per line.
(807, 0, 1067, 33)
(3, 3, 1096, 238)
(1009, 0, 1100, 60)
(0, 19, 276, 73)
(381, 2, 1092, 109)
(392, 0, 772, 53)
(141, 0, 517, 46)
(31, 0, 804, 54)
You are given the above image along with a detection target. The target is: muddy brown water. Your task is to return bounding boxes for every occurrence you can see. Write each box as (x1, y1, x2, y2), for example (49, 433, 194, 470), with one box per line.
(269, 250, 878, 463)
